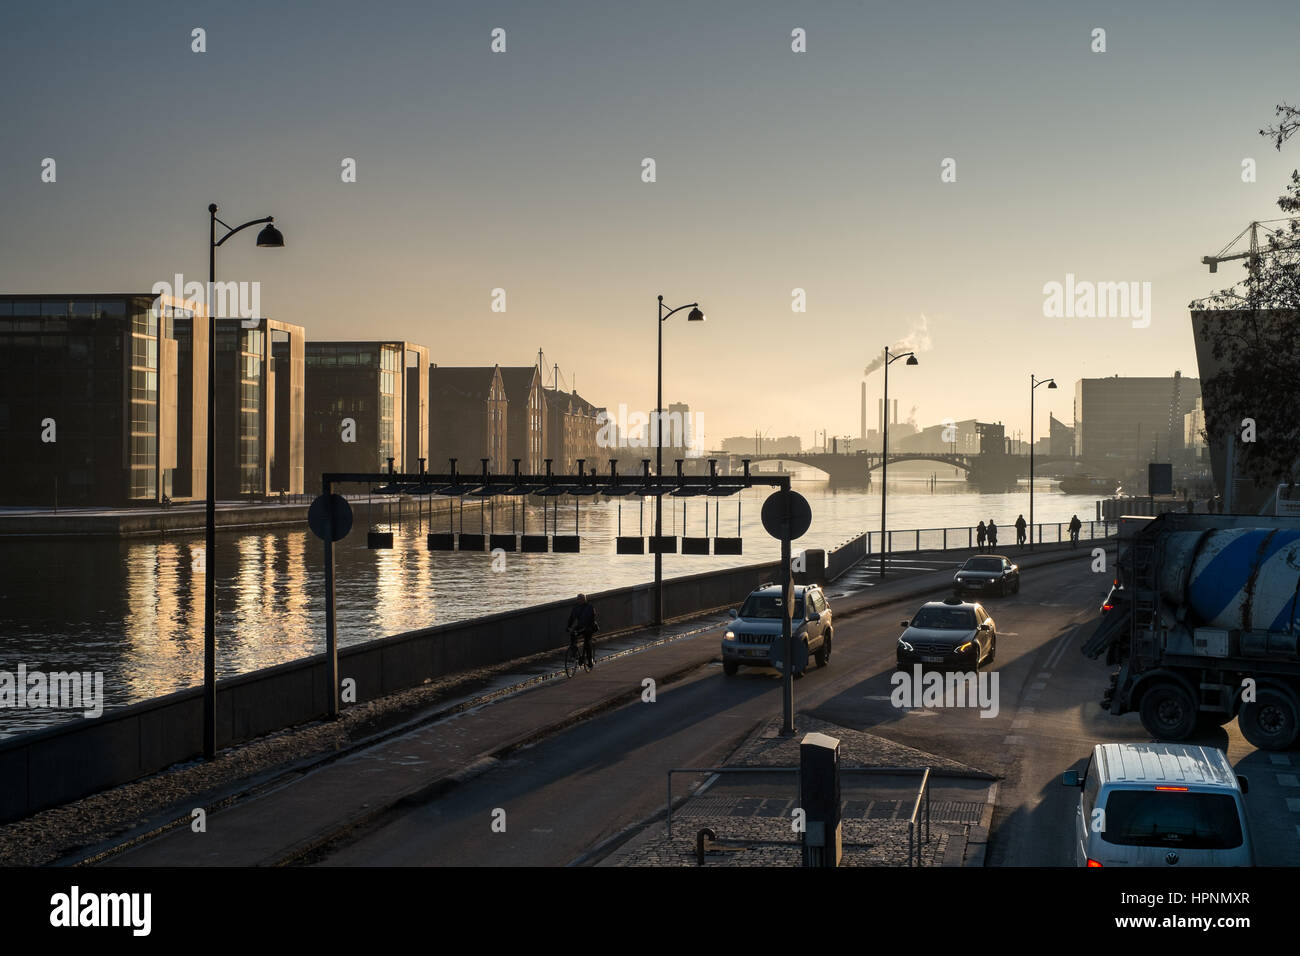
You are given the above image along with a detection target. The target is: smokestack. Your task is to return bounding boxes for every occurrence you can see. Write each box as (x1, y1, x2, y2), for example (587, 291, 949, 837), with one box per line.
(860, 383, 866, 440)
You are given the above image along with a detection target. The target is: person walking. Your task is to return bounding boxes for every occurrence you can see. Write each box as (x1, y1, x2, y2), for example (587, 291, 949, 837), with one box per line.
(976, 520, 986, 553)
(1015, 514, 1027, 548)
(1068, 514, 1082, 548)
(987, 519, 998, 551)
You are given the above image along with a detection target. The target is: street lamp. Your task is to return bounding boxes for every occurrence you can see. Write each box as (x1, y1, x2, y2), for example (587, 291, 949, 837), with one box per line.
(203, 203, 283, 760)
(1029, 373, 1056, 550)
(655, 295, 705, 626)
(879, 347, 918, 577)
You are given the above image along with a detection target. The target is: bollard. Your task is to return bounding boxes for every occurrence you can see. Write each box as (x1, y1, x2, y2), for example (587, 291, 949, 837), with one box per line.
(696, 827, 716, 866)
(800, 732, 842, 867)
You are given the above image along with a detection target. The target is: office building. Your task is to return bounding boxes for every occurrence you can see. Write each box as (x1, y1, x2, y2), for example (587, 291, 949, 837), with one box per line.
(429, 366, 507, 473)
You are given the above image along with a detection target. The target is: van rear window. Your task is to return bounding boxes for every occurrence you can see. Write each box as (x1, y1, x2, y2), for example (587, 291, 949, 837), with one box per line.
(1101, 791, 1243, 849)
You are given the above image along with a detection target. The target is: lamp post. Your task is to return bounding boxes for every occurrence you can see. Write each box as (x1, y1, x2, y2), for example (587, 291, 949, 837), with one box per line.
(879, 347, 918, 577)
(655, 295, 705, 626)
(203, 203, 283, 759)
(1029, 373, 1057, 550)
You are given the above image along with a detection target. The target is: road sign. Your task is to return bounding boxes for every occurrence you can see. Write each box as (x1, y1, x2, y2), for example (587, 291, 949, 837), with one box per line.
(761, 489, 812, 540)
(308, 493, 354, 542)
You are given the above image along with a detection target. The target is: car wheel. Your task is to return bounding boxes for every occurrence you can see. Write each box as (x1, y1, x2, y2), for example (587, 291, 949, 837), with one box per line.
(815, 630, 832, 668)
(1138, 681, 1198, 741)
(723, 661, 738, 676)
(1239, 688, 1300, 751)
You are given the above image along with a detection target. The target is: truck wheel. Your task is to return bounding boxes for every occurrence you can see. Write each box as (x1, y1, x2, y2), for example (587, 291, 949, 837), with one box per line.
(1239, 690, 1300, 751)
(723, 661, 738, 676)
(1139, 682, 1198, 741)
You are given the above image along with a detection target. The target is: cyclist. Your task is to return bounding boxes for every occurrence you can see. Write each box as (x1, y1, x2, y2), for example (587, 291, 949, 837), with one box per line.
(567, 593, 599, 668)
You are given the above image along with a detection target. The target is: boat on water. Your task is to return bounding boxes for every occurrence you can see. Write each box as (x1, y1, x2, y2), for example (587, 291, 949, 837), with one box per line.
(1059, 474, 1120, 495)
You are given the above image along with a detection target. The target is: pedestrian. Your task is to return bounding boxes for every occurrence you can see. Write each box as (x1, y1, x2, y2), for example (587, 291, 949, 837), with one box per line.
(1069, 514, 1082, 548)
(976, 520, 986, 553)
(987, 519, 998, 551)
(1015, 514, 1027, 548)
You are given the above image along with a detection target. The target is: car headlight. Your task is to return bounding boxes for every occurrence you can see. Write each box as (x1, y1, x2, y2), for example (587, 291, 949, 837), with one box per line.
(955, 641, 974, 654)
(898, 639, 914, 652)
(724, 631, 736, 641)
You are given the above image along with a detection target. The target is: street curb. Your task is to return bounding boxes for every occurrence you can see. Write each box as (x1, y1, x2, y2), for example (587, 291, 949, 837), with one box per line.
(964, 781, 998, 867)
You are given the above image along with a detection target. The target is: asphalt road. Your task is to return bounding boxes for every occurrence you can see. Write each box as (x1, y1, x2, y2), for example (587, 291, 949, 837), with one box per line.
(311, 553, 1300, 866)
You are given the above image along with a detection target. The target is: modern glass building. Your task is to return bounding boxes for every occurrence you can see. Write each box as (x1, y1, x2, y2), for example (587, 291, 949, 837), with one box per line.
(0, 293, 202, 506)
(1073, 374, 1201, 465)
(212, 318, 305, 499)
(304, 341, 430, 484)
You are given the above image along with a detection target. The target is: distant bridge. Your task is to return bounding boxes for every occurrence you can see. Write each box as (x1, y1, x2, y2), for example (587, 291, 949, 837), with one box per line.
(713, 450, 1088, 489)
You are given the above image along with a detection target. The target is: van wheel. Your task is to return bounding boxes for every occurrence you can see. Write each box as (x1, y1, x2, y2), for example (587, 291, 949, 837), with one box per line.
(723, 661, 738, 676)
(1239, 689, 1300, 751)
(815, 630, 832, 668)
(1139, 682, 1198, 741)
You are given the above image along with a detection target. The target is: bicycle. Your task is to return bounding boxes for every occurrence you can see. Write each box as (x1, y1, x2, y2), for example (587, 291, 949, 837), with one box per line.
(565, 626, 594, 677)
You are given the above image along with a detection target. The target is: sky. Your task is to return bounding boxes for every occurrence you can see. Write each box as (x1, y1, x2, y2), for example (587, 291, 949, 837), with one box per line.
(2, 0, 1298, 448)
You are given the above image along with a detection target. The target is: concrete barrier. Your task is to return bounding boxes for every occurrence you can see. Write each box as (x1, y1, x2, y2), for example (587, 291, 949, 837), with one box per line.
(0, 559, 779, 824)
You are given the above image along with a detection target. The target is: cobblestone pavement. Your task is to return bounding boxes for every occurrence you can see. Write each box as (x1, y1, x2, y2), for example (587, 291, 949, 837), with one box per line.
(604, 716, 994, 867)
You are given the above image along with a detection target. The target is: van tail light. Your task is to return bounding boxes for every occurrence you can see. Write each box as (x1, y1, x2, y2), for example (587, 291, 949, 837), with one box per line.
(1086, 858, 1103, 867)
(1102, 602, 1114, 612)
(1154, 786, 1189, 791)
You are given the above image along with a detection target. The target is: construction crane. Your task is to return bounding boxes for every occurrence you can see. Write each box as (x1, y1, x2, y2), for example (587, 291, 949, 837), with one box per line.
(1200, 219, 1300, 306)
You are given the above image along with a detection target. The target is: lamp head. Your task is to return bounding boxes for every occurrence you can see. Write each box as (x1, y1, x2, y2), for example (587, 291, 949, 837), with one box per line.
(256, 223, 285, 248)
(905, 354, 919, 366)
(1047, 379, 1058, 389)
(688, 307, 705, 322)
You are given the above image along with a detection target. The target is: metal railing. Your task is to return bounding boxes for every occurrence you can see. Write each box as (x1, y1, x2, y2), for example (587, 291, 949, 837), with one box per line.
(668, 764, 939, 866)
(908, 767, 932, 867)
(867, 519, 1117, 556)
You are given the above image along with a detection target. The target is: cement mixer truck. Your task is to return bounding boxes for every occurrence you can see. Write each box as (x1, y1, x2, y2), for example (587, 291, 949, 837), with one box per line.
(1084, 512, 1300, 750)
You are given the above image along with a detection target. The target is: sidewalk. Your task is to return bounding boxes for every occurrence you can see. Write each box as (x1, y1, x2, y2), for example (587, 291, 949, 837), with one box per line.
(5, 539, 1094, 866)
(602, 716, 996, 867)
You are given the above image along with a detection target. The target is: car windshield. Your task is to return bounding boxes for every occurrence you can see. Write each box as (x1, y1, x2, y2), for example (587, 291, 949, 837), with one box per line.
(738, 594, 804, 619)
(909, 606, 976, 630)
(1101, 791, 1243, 850)
(963, 558, 1003, 571)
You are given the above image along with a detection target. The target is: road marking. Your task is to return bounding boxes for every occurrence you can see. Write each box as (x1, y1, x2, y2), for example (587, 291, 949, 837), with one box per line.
(1286, 798, 1300, 813)
(1046, 630, 1074, 670)
(1011, 719, 1030, 729)
(1003, 736, 1024, 745)
(1271, 754, 1292, 766)
(1277, 774, 1299, 787)
(1030, 682, 1047, 691)
(1037, 672, 1052, 680)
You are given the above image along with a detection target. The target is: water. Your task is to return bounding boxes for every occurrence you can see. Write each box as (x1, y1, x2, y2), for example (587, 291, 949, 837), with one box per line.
(0, 470, 1101, 736)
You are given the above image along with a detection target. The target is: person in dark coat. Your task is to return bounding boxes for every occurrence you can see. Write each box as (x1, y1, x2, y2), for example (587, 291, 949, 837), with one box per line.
(976, 521, 986, 553)
(1015, 514, 1027, 548)
(566, 593, 599, 667)
(987, 519, 998, 550)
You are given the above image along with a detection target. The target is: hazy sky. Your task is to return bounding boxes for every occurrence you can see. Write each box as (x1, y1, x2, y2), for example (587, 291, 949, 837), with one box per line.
(3, 0, 1297, 447)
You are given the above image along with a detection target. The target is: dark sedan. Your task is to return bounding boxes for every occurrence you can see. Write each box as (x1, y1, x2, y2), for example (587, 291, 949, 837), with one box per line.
(953, 554, 1019, 597)
(896, 598, 996, 671)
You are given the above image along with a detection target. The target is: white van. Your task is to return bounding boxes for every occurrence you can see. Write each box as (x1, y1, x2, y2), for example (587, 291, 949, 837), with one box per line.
(1061, 743, 1254, 867)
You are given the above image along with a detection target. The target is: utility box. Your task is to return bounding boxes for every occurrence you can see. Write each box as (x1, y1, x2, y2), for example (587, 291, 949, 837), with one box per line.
(800, 732, 842, 867)
(1193, 627, 1231, 658)
(1148, 463, 1173, 496)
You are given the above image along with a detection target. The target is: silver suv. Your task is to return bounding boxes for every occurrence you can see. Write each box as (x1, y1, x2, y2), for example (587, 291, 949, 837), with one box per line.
(721, 584, 833, 677)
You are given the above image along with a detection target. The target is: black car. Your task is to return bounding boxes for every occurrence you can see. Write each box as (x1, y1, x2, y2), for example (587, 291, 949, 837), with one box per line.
(896, 598, 996, 670)
(953, 554, 1020, 597)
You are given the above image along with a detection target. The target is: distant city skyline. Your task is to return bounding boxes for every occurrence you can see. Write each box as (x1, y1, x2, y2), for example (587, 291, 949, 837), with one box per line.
(3, 0, 1296, 443)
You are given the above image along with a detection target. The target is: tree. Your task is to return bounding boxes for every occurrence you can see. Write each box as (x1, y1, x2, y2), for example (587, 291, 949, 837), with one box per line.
(1193, 104, 1300, 485)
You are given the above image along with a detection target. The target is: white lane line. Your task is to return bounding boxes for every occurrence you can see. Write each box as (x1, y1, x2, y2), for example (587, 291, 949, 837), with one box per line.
(1046, 630, 1074, 670)
(1286, 798, 1300, 813)
(1277, 774, 1299, 787)
(1270, 754, 1292, 766)
(1030, 682, 1047, 691)
(1003, 736, 1024, 746)
(1037, 672, 1052, 680)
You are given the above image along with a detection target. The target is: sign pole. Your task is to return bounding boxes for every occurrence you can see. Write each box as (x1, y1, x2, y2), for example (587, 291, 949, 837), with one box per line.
(323, 477, 339, 720)
(781, 478, 795, 735)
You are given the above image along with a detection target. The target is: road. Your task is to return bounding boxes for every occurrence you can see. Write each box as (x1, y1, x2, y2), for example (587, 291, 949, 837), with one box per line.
(306, 551, 1300, 866)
